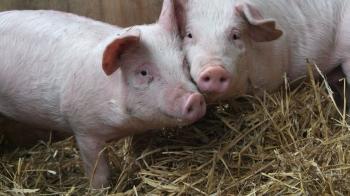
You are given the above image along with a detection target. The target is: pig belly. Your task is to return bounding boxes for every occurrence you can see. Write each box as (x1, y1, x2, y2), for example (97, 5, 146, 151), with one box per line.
(0, 91, 70, 132)
(336, 4, 350, 62)
(0, 60, 69, 131)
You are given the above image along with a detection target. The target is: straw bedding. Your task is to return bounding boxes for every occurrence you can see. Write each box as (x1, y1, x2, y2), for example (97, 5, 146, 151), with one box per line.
(1, 66, 350, 195)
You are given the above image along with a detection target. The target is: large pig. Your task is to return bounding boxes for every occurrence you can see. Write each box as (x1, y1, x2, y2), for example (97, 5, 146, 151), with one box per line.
(0, 0, 206, 188)
(174, 0, 350, 101)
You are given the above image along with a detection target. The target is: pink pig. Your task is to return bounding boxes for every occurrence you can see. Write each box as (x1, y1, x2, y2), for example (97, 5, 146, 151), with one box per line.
(174, 0, 350, 101)
(0, 0, 206, 188)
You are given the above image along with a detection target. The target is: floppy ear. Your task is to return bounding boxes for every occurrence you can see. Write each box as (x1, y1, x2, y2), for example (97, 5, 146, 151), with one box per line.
(102, 29, 141, 76)
(236, 3, 283, 42)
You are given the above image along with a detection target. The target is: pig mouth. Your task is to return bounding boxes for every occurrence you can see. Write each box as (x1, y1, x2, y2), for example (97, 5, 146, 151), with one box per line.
(157, 107, 204, 126)
(201, 93, 230, 103)
(157, 108, 188, 124)
(155, 92, 206, 125)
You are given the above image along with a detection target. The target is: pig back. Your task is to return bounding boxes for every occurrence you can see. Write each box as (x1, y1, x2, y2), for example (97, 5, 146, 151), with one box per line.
(249, 0, 346, 80)
(0, 10, 121, 131)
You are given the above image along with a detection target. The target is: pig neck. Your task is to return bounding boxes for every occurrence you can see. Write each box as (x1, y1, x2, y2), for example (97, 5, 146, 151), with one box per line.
(59, 38, 146, 139)
(245, 0, 347, 92)
(62, 66, 151, 140)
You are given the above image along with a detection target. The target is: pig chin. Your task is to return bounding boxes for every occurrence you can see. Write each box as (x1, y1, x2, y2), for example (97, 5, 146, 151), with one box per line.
(203, 78, 250, 103)
(157, 109, 190, 126)
(158, 103, 205, 126)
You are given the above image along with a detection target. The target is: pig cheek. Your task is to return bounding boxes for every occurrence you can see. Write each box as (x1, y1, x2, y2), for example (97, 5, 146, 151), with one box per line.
(190, 66, 200, 84)
(122, 74, 153, 115)
(235, 40, 246, 52)
(184, 36, 195, 46)
(185, 47, 203, 81)
(183, 38, 198, 64)
(230, 66, 249, 96)
(131, 74, 154, 90)
(163, 87, 185, 116)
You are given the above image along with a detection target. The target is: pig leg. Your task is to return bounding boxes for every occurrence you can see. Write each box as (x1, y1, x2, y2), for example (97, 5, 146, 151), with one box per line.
(75, 134, 110, 188)
(338, 8, 350, 107)
(341, 61, 350, 107)
(326, 66, 348, 109)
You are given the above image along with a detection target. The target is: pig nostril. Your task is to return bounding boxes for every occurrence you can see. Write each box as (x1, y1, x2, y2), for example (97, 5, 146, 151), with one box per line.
(183, 94, 206, 121)
(200, 99, 204, 106)
(220, 77, 227, 83)
(187, 106, 193, 113)
(204, 76, 210, 82)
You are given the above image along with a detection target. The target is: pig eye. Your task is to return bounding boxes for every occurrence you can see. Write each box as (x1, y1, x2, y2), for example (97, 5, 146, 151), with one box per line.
(140, 70, 148, 76)
(133, 64, 155, 88)
(233, 33, 240, 40)
(187, 33, 193, 39)
(231, 29, 241, 41)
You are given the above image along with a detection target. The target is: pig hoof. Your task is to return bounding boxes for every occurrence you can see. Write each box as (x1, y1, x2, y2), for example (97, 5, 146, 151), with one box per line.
(90, 174, 110, 189)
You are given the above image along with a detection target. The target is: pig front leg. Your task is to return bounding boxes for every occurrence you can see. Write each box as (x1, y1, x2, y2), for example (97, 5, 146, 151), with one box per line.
(338, 9, 350, 108)
(326, 66, 348, 109)
(341, 61, 350, 107)
(75, 134, 110, 188)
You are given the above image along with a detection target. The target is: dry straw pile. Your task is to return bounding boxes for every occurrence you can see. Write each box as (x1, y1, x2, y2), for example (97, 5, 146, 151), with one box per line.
(1, 66, 350, 195)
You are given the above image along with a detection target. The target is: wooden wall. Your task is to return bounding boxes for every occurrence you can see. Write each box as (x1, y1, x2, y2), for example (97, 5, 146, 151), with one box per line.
(0, 0, 163, 27)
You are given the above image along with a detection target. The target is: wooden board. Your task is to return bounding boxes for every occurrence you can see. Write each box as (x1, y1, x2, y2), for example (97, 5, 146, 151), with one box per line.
(0, 0, 163, 27)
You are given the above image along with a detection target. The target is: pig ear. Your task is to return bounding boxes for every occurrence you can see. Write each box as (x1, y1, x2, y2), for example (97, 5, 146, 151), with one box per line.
(173, 0, 188, 37)
(236, 3, 283, 42)
(158, 0, 181, 33)
(102, 29, 141, 76)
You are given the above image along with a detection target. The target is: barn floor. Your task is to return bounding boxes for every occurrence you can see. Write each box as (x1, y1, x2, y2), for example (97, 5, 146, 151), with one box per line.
(1, 69, 350, 195)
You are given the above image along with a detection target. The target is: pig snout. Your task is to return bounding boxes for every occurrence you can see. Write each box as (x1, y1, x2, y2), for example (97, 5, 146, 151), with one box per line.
(182, 92, 206, 122)
(197, 65, 231, 95)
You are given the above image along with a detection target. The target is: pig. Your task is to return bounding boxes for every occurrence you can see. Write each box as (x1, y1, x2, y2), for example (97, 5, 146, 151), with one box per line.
(173, 0, 350, 102)
(0, 0, 206, 188)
